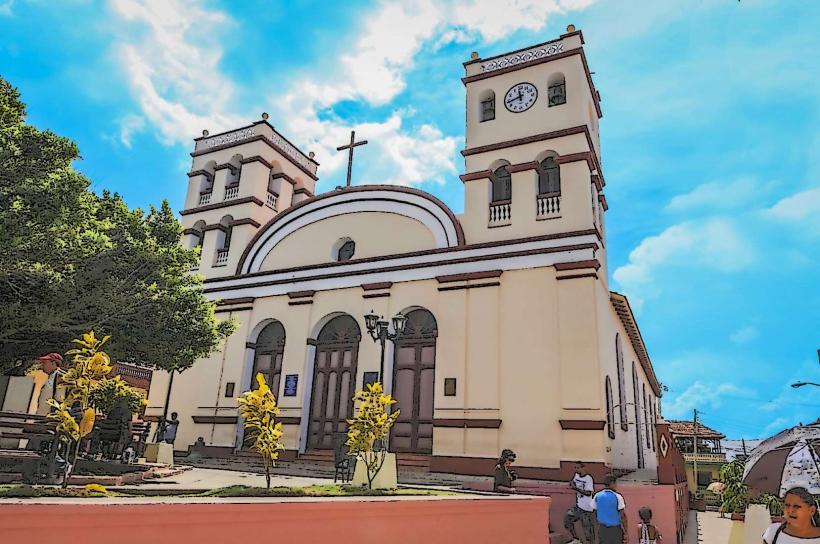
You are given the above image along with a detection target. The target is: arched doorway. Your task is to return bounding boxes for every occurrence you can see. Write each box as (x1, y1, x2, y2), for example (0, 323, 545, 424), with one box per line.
(307, 314, 361, 450)
(390, 308, 437, 453)
(244, 320, 286, 447)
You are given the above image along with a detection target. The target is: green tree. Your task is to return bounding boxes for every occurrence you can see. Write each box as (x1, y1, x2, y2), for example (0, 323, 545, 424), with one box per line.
(346, 382, 400, 490)
(0, 76, 235, 373)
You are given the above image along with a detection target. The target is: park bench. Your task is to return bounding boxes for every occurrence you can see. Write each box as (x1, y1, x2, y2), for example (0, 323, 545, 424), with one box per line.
(0, 411, 65, 484)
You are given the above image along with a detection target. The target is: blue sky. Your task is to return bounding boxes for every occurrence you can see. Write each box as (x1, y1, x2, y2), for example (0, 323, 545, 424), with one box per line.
(2, 0, 818, 439)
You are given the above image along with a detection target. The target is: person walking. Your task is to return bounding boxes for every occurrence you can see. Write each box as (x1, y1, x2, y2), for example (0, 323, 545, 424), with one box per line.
(762, 487, 820, 543)
(591, 474, 628, 544)
(565, 461, 596, 543)
(637, 506, 662, 544)
(162, 412, 180, 446)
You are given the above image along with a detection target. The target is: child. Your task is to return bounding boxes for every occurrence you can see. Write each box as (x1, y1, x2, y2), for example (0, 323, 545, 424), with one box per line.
(638, 507, 662, 544)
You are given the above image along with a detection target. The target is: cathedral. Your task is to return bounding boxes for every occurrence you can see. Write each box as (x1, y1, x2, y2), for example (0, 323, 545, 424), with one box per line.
(146, 26, 663, 480)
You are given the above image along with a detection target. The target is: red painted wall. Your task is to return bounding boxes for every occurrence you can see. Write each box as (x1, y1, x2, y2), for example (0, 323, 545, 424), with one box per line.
(0, 496, 551, 544)
(465, 481, 689, 544)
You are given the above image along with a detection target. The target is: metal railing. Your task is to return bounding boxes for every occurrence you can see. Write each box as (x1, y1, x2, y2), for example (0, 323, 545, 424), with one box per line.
(215, 249, 229, 265)
(488, 201, 511, 227)
(682, 452, 726, 463)
(266, 192, 278, 209)
(224, 186, 239, 200)
(536, 193, 561, 220)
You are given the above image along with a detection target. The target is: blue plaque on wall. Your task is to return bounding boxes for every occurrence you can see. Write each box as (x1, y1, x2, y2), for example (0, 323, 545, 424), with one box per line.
(283, 374, 298, 396)
(363, 372, 380, 387)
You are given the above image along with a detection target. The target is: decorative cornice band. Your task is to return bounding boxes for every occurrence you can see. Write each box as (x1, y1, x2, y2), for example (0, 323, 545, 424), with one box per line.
(363, 293, 390, 299)
(240, 155, 273, 169)
(459, 170, 492, 182)
(190, 134, 319, 181)
(180, 196, 264, 216)
(187, 169, 211, 178)
(203, 223, 228, 233)
(361, 282, 393, 291)
(556, 273, 598, 281)
(287, 290, 315, 299)
(288, 300, 313, 306)
(556, 151, 595, 172)
(214, 306, 253, 313)
(270, 171, 296, 186)
(182, 228, 199, 236)
(507, 161, 539, 173)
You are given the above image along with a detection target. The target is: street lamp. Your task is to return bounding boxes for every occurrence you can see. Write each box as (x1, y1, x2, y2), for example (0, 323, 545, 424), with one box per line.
(364, 310, 407, 385)
(791, 382, 820, 388)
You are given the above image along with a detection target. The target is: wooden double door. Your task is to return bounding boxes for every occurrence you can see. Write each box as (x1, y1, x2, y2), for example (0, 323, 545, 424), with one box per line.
(389, 309, 438, 454)
(307, 315, 360, 450)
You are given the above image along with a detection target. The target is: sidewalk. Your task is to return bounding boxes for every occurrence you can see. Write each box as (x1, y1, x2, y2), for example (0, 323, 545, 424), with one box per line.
(119, 466, 333, 490)
(684, 510, 734, 544)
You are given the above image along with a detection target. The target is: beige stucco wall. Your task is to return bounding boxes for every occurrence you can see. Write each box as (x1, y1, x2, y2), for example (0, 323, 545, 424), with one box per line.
(259, 212, 436, 271)
(147, 263, 658, 471)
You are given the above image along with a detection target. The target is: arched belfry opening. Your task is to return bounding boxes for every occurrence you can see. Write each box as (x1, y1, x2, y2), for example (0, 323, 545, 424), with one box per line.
(307, 314, 361, 450)
(390, 308, 438, 454)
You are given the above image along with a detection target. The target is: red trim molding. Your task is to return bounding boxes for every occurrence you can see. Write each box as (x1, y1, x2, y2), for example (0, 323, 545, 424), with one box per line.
(554, 260, 601, 271)
(217, 297, 255, 306)
(288, 300, 313, 306)
(559, 419, 606, 430)
(438, 282, 500, 292)
(361, 282, 393, 291)
(436, 270, 503, 283)
(459, 170, 492, 182)
(433, 419, 502, 428)
(556, 273, 598, 281)
(240, 155, 273, 169)
(215, 306, 253, 313)
(233, 218, 262, 228)
(506, 161, 539, 173)
(192, 416, 238, 424)
(287, 290, 316, 299)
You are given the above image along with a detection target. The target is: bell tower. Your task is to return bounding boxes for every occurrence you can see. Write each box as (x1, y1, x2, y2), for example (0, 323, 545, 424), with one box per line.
(180, 114, 320, 278)
(459, 25, 607, 259)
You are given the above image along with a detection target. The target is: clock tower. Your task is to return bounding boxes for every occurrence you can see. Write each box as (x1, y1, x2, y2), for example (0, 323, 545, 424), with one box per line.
(459, 25, 607, 277)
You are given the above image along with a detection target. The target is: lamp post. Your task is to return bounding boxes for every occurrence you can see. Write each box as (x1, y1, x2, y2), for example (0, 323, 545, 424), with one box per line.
(363, 311, 407, 387)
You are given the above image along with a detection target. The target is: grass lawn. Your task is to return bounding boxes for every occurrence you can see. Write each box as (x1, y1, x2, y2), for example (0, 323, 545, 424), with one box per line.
(0, 483, 462, 499)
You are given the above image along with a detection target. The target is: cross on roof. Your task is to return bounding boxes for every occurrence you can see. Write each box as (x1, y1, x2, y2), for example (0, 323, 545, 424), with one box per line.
(336, 130, 368, 188)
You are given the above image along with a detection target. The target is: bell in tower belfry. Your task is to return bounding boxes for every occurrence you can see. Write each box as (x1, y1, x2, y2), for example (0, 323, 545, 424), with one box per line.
(180, 114, 320, 278)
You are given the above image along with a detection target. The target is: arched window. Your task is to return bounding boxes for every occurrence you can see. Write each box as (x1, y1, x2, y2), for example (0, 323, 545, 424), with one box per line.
(537, 156, 561, 194)
(605, 376, 615, 439)
(491, 165, 511, 202)
(227, 154, 243, 186)
(191, 220, 206, 249)
(251, 321, 286, 397)
(548, 73, 566, 107)
(616, 334, 628, 431)
(219, 215, 233, 249)
(479, 90, 495, 122)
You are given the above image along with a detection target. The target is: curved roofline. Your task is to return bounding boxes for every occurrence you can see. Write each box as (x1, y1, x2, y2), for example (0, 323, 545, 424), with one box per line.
(236, 185, 465, 276)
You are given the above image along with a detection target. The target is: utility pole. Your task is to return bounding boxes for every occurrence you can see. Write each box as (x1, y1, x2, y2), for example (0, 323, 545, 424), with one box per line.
(741, 438, 748, 458)
(693, 408, 699, 491)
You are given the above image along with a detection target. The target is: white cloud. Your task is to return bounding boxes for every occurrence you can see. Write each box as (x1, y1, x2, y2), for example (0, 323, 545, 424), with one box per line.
(764, 186, 820, 226)
(763, 417, 789, 435)
(729, 325, 758, 345)
(664, 381, 744, 419)
(109, 0, 244, 145)
(666, 178, 776, 213)
(452, 0, 594, 42)
(613, 218, 756, 310)
(0, 1, 13, 16)
(117, 114, 145, 148)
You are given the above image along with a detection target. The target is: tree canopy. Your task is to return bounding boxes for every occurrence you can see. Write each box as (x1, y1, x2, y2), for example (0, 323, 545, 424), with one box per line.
(0, 76, 235, 374)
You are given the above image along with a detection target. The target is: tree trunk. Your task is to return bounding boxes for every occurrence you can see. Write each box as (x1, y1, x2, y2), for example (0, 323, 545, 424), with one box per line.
(265, 459, 271, 489)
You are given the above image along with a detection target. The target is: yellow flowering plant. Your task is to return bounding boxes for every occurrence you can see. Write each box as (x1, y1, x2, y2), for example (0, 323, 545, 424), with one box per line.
(237, 373, 284, 488)
(345, 382, 400, 489)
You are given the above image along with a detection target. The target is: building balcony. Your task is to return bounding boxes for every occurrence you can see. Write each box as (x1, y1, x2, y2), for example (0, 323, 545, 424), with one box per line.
(682, 452, 726, 463)
(265, 191, 278, 209)
(224, 186, 239, 201)
(198, 192, 212, 206)
(215, 249, 229, 266)
(536, 192, 561, 220)
(488, 200, 511, 227)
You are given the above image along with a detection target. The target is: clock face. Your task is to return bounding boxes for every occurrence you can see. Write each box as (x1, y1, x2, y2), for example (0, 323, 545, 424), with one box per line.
(504, 82, 537, 113)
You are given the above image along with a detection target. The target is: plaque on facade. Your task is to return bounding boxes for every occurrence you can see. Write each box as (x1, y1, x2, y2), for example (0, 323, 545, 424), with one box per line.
(284, 374, 298, 396)
(363, 372, 379, 387)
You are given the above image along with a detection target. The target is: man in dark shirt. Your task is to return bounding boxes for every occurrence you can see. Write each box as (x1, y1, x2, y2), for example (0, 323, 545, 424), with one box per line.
(493, 448, 518, 493)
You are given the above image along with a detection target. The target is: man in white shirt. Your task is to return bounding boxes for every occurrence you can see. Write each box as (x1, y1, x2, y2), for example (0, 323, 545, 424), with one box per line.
(564, 461, 596, 543)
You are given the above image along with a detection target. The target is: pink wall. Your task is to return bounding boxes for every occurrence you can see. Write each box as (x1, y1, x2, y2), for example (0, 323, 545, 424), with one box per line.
(465, 481, 688, 544)
(0, 497, 551, 544)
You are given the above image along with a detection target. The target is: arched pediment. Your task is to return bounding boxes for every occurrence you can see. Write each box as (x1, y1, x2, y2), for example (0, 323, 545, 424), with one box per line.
(238, 186, 464, 275)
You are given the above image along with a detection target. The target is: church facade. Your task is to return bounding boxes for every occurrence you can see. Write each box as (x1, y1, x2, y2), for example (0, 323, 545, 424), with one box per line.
(146, 27, 663, 479)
